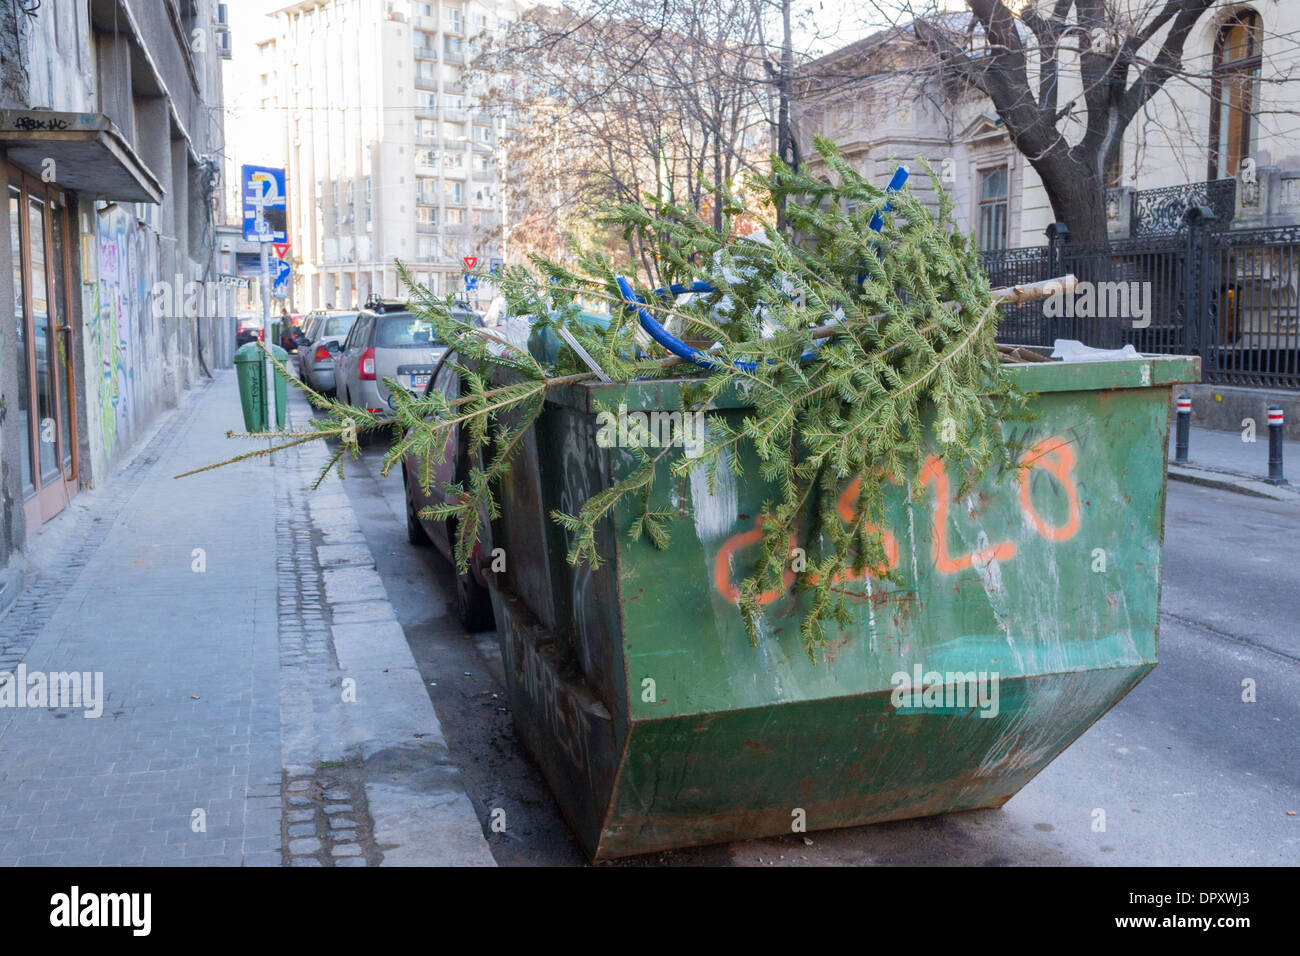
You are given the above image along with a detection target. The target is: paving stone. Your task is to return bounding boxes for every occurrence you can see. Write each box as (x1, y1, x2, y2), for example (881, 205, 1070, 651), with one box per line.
(331, 843, 363, 857)
(323, 804, 354, 815)
(288, 822, 317, 838)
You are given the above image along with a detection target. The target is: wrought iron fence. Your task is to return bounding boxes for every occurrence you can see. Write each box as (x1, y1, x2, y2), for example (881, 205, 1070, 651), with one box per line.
(981, 220, 1300, 389)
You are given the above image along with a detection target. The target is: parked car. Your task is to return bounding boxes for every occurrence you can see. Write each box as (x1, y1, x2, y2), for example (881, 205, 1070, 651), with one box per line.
(297, 310, 359, 395)
(401, 350, 494, 630)
(235, 315, 262, 347)
(335, 299, 474, 414)
(278, 313, 310, 353)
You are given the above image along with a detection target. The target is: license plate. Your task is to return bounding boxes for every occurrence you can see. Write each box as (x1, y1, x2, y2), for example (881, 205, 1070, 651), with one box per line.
(410, 374, 430, 389)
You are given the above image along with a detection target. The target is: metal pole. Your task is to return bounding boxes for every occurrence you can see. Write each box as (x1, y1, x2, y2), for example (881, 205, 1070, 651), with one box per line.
(260, 240, 276, 438)
(1174, 394, 1191, 464)
(1266, 405, 1286, 484)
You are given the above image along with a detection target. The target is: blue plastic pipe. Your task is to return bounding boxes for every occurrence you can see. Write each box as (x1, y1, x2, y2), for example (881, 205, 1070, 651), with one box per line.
(617, 165, 909, 372)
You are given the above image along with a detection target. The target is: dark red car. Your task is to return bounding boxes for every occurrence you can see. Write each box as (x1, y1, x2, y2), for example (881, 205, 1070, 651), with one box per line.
(401, 350, 494, 631)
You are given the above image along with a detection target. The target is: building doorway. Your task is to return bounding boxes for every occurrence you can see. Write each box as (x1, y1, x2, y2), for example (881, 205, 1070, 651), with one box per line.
(8, 163, 79, 528)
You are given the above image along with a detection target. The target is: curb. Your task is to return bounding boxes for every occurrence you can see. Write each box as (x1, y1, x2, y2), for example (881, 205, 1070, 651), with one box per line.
(1168, 464, 1299, 502)
(286, 380, 496, 867)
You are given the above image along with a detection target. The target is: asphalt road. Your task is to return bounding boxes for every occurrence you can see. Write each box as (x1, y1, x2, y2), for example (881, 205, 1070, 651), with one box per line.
(339, 434, 1300, 866)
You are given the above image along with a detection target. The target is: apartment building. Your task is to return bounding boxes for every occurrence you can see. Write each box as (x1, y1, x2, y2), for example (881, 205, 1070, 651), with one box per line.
(254, 0, 524, 311)
(0, 0, 228, 573)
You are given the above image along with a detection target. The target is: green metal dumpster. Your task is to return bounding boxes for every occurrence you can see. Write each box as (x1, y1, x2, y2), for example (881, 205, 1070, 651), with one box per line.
(234, 342, 289, 432)
(481, 351, 1200, 860)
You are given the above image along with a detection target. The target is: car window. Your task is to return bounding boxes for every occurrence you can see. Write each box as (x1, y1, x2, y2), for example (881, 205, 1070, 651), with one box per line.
(324, 314, 357, 338)
(303, 314, 320, 340)
(375, 314, 441, 348)
(428, 358, 460, 399)
(344, 315, 369, 352)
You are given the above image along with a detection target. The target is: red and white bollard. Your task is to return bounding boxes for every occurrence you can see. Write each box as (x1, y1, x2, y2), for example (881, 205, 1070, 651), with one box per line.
(1174, 394, 1191, 464)
(1266, 405, 1286, 485)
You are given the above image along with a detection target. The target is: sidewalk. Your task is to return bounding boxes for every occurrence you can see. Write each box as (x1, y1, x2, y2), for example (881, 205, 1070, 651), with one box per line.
(0, 369, 492, 866)
(1168, 424, 1300, 502)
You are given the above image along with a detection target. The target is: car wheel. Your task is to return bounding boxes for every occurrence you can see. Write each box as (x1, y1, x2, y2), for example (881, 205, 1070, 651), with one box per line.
(447, 518, 494, 631)
(404, 471, 431, 547)
(455, 564, 494, 632)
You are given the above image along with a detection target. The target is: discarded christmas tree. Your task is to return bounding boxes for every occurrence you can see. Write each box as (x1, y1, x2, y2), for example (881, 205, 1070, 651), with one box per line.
(189, 139, 1049, 661)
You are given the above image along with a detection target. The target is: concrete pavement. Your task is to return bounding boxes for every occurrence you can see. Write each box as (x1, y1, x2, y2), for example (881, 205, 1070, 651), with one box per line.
(0, 368, 492, 866)
(1169, 424, 1300, 502)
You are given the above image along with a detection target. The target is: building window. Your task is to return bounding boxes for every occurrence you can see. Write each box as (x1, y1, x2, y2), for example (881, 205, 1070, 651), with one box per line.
(446, 7, 461, 32)
(977, 166, 1009, 251)
(1208, 10, 1262, 180)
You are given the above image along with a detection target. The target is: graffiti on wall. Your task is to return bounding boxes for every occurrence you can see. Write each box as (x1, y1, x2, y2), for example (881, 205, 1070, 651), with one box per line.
(91, 207, 159, 458)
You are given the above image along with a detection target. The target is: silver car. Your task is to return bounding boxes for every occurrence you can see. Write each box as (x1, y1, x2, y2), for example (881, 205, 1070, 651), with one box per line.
(297, 310, 359, 395)
(335, 302, 469, 413)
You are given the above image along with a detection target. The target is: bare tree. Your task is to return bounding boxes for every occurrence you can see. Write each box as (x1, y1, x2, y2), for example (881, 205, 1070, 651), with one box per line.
(875, 0, 1299, 242)
(474, 0, 814, 273)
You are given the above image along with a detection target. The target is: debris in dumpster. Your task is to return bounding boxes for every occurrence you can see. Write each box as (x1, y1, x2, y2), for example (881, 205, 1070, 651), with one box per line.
(377, 141, 1079, 659)
(187, 139, 1074, 661)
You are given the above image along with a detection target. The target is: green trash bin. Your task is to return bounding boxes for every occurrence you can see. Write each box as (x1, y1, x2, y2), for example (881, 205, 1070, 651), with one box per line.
(480, 351, 1200, 860)
(234, 342, 289, 432)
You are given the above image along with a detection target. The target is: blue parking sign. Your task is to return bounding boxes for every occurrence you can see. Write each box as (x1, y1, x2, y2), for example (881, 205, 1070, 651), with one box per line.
(273, 259, 291, 299)
(242, 165, 287, 243)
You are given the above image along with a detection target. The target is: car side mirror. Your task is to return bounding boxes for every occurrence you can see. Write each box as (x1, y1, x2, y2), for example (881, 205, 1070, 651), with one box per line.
(328, 341, 342, 352)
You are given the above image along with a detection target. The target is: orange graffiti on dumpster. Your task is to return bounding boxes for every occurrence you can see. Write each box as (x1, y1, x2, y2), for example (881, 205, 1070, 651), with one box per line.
(712, 434, 1084, 605)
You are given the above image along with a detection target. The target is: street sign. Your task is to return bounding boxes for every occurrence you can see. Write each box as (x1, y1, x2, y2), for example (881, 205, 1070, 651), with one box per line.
(489, 257, 504, 275)
(463, 256, 478, 271)
(241, 165, 287, 243)
(273, 242, 290, 260)
(273, 259, 291, 299)
(464, 275, 478, 292)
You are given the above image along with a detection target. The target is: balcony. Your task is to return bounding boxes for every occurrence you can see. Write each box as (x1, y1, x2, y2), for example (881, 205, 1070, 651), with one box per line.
(444, 109, 467, 123)
(415, 74, 438, 91)
(416, 222, 439, 235)
(442, 50, 464, 65)
(413, 45, 438, 61)
(442, 79, 465, 94)
(414, 133, 439, 147)
(471, 168, 494, 182)
(1130, 179, 1237, 238)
